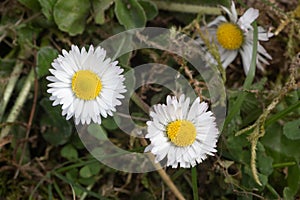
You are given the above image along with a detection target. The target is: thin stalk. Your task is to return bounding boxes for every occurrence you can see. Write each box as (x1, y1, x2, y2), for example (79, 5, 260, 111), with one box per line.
(152, 1, 221, 15)
(191, 167, 199, 200)
(0, 68, 34, 140)
(265, 183, 281, 199)
(140, 138, 186, 200)
(131, 92, 150, 114)
(265, 101, 300, 127)
(273, 162, 296, 168)
(224, 23, 258, 127)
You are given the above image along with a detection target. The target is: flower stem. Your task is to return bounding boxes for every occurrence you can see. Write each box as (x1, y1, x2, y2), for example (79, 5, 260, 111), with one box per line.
(0, 68, 34, 140)
(140, 138, 186, 200)
(152, 1, 221, 15)
(191, 167, 199, 200)
(224, 23, 258, 127)
(273, 162, 296, 168)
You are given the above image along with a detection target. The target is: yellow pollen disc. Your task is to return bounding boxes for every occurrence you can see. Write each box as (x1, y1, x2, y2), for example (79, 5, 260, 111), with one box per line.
(71, 70, 102, 100)
(166, 120, 196, 147)
(216, 22, 244, 50)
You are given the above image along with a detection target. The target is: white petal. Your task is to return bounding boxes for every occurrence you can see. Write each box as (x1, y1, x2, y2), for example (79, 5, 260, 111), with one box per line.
(238, 8, 259, 31)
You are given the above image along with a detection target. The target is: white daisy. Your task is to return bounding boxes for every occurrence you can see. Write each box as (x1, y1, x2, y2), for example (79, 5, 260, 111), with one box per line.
(47, 45, 126, 125)
(144, 94, 219, 168)
(200, 1, 273, 74)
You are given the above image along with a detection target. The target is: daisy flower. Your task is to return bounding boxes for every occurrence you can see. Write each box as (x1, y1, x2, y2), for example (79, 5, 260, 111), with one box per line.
(47, 45, 126, 125)
(200, 1, 273, 74)
(144, 94, 219, 168)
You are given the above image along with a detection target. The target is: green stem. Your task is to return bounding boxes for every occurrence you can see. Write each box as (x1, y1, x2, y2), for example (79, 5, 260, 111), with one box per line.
(0, 68, 34, 139)
(265, 183, 281, 199)
(0, 60, 24, 122)
(53, 172, 107, 199)
(152, 1, 221, 14)
(53, 180, 66, 200)
(224, 23, 258, 127)
(265, 101, 300, 127)
(273, 162, 296, 168)
(131, 92, 150, 114)
(191, 167, 199, 200)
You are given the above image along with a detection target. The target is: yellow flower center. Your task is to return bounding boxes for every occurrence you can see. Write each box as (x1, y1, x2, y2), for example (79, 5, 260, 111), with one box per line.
(216, 22, 244, 50)
(166, 120, 196, 147)
(71, 70, 102, 100)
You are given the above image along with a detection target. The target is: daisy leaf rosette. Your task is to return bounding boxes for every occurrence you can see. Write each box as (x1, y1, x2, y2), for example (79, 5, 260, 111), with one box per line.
(47, 45, 126, 125)
(144, 94, 220, 168)
(199, 1, 273, 74)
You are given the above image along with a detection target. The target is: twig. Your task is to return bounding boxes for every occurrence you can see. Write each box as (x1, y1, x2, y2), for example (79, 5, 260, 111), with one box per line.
(14, 51, 39, 179)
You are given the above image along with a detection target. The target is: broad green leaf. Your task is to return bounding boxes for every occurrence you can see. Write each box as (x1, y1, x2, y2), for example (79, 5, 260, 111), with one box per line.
(283, 187, 295, 200)
(285, 90, 299, 105)
(262, 123, 300, 162)
(79, 162, 101, 178)
(283, 119, 300, 140)
(242, 165, 268, 189)
(118, 52, 132, 67)
(36, 46, 58, 78)
(38, 0, 57, 21)
(226, 133, 250, 164)
(79, 165, 93, 178)
(138, 0, 158, 20)
(257, 143, 273, 176)
(102, 116, 120, 130)
(18, 0, 40, 11)
(65, 168, 79, 181)
(40, 98, 72, 146)
(61, 144, 78, 160)
(87, 123, 107, 140)
(78, 177, 96, 186)
(53, 0, 90, 36)
(283, 162, 300, 200)
(17, 25, 41, 56)
(92, 0, 114, 25)
(114, 0, 146, 29)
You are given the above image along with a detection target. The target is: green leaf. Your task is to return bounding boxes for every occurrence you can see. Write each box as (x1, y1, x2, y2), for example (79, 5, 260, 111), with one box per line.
(53, 0, 90, 36)
(92, 0, 114, 25)
(283, 119, 300, 140)
(61, 144, 78, 160)
(40, 98, 72, 146)
(79, 162, 101, 178)
(257, 143, 273, 176)
(283, 187, 295, 200)
(17, 25, 41, 55)
(138, 0, 158, 20)
(87, 124, 107, 140)
(262, 123, 300, 162)
(18, 0, 41, 11)
(114, 0, 146, 29)
(79, 165, 93, 178)
(118, 52, 132, 67)
(36, 46, 58, 78)
(283, 162, 300, 200)
(102, 116, 120, 130)
(38, 0, 57, 21)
